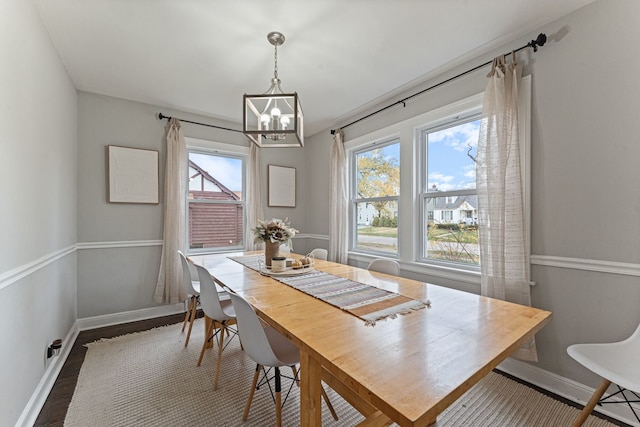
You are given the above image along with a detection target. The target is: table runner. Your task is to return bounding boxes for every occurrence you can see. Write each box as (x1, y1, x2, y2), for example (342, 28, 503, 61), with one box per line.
(229, 254, 429, 325)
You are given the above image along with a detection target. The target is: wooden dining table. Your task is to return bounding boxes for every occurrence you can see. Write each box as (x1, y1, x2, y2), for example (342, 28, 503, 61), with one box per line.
(192, 251, 551, 426)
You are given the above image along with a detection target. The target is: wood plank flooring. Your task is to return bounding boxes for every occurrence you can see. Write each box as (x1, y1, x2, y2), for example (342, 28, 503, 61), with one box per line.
(33, 311, 630, 427)
(34, 312, 187, 426)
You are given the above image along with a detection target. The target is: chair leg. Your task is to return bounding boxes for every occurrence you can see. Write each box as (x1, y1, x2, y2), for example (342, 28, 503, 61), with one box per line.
(184, 296, 198, 347)
(275, 367, 282, 427)
(572, 379, 612, 427)
(181, 297, 191, 332)
(322, 386, 339, 421)
(213, 321, 226, 390)
(197, 319, 216, 367)
(291, 365, 300, 387)
(243, 364, 261, 421)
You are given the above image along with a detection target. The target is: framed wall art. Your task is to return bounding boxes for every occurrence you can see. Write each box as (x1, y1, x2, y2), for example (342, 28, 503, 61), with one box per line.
(268, 164, 295, 207)
(108, 145, 159, 204)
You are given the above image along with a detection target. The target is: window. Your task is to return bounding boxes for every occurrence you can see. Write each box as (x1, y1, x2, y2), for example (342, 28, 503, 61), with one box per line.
(187, 150, 245, 253)
(351, 140, 400, 255)
(420, 117, 481, 266)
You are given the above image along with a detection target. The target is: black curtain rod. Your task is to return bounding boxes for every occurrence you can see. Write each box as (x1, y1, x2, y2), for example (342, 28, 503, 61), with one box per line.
(157, 112, 243, 133)
(330, 33, 547, 135)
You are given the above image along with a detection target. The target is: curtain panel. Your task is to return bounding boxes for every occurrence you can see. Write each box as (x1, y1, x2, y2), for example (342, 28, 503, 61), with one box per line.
(329, 130, 349, 264)
(476, 56, 537, 361)
(245, 143, 264, 250)
(153, 118, 187, 304)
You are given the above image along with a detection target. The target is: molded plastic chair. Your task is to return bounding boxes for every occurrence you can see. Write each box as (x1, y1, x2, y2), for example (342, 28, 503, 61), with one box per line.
(367, 258, 400, 276)
(567, 322, 640, 426)
(309, 248, 328, 261)
(194, 264, 237, 390)
(178, 251, 200, 347)
(228, 292, 338, 426)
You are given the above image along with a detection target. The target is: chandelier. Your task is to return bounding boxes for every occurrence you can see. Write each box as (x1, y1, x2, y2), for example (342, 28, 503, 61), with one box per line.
(243, 32, 304, 148)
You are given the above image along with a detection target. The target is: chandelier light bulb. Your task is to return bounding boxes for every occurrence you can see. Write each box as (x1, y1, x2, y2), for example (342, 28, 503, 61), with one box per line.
(261, 114, 270, 124)
(270, 107, 281, 117)
(280, 116, 290, 128)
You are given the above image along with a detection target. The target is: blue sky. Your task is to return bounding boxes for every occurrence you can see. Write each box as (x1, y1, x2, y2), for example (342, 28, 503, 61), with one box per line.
(427, 119, 480, 191)
(189, 152, 243, 191)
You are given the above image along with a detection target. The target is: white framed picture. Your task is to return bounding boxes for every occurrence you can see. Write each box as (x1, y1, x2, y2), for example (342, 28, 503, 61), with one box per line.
(108, 145, 159, 204)
(268, 164, 295, 207)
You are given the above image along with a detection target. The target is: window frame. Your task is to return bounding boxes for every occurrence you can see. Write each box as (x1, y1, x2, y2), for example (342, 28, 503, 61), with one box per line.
(349, 138, 401, 257)
(417, 112, 482, 270)
(184, 138, 248, 255)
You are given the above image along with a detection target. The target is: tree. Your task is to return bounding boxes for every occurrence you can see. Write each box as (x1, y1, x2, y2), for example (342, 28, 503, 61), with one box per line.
(357, 148, 399, 221)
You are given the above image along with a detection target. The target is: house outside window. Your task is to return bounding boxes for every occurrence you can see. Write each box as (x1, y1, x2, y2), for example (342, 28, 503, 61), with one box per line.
(187, 150, 245, 253)
(420, 116, 481, 267)
(351, 140, 400, 255)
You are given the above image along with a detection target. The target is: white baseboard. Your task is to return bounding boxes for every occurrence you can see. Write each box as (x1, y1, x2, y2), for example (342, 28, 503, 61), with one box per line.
(77, 303, 185, 330)
(15, 322, 79, 427)
(498, 357, 640, 426)
(17, 304, 185, 426)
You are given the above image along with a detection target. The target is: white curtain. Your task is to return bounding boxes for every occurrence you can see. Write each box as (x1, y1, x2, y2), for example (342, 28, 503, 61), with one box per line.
(153, 118, 187, 304)
(476, 56, 537, 361)
(245, 143, 263, 251)
(329, 130, 349, 264)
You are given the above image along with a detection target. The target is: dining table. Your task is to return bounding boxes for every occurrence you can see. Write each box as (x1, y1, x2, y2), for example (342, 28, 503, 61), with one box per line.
(191, 251, 551, 427)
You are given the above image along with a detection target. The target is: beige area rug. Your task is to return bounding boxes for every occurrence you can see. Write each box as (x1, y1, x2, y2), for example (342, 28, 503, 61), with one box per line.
(65, 319, 616, 427)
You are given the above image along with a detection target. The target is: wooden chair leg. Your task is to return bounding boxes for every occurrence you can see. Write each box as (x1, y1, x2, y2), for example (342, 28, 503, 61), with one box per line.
(243, 364, 261, 421)
(291, 365, 300, 387)
(197, 319, 216, 367)
(181, 297, 191, 332)
(572, 379, 612, 427)
(322, 386, 339, 421)
(184, 297, 198, 347)
(275, 367, 282, 427)
(213, 322, 226, 390)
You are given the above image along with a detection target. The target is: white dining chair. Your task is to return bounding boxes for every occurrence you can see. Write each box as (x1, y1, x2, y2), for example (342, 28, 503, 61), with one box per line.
(194, 264, 237, 390)
(309, 248, 328, 261)
(228, 291, 338, 426)
(178, 250, 200, 347)
(367, 258, 400, 276)
(567, 322, 640, 426)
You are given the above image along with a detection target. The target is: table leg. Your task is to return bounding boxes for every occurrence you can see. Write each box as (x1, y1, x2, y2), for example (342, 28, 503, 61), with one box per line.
(300, 349, 322, 426)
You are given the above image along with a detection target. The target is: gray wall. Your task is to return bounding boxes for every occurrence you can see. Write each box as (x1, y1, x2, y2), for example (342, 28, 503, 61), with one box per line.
(305, 0, 640, 391)
(5, 0, 640, 424)
(0, 1, 78, 425)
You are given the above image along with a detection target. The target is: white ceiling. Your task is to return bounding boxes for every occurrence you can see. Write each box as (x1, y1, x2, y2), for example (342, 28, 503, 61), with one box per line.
(34, 0, 595, 137)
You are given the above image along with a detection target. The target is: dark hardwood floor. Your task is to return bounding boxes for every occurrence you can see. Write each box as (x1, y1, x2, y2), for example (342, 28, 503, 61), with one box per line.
(34, 312, 631, 427)
(34, 312, 187, 426)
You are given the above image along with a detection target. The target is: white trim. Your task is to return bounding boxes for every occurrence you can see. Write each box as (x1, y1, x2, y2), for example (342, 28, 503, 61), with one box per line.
(531, 255, 640, 277)
(499, 358, 640, 426)
(0, 245, 76, 291)
(14, 322, 79, 427)
(76, 240, 163, 250)
(294, 233, 329, 241)
(77, 303, 185, 330)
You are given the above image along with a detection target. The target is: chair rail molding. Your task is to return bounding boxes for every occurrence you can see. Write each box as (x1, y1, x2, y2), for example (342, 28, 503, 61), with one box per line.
(531, 255, 640, 277)
(0, 245, 76, 291)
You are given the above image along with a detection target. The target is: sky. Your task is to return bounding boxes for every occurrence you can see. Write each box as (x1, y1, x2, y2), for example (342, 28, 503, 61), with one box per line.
(427, 119, 480, 191)
(189, 152, 243, 191)
(188, 119, 479, 194)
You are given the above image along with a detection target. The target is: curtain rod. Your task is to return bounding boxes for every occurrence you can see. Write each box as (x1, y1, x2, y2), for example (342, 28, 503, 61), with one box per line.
(330, 33, 547, 135)
(157, 112, 243, 133)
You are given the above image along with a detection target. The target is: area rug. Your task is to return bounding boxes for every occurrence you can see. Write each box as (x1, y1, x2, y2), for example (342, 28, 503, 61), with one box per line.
(65, 319, 616, 426)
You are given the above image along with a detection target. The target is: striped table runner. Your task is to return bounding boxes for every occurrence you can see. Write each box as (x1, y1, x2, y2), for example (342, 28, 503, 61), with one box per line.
(229, 255, 428, 326)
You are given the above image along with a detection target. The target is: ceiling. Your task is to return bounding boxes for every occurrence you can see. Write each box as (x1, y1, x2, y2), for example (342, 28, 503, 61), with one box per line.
(34, 0, 595, 137)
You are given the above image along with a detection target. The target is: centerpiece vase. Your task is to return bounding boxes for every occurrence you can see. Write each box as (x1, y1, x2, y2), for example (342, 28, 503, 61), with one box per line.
(264, 241, 280, 267)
